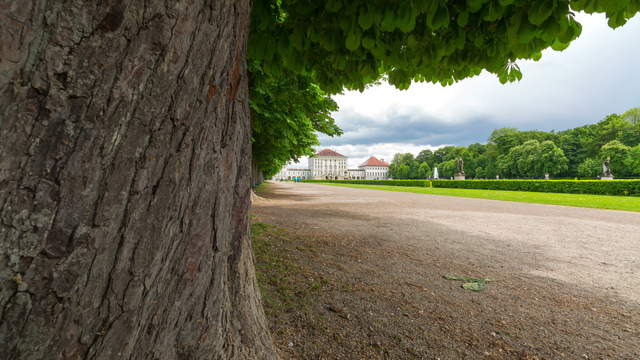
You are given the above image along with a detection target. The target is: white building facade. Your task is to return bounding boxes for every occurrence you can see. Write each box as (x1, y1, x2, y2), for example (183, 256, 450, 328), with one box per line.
(359, 156, 390, 180)
(274, 168, 311, 180)
(273, 149, 390, 181)
(309, 149, 348, 179)
(348, 168, 365, 179)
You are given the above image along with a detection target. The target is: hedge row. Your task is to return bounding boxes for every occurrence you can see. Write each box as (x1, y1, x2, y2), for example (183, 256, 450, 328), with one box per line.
(432, 179, 640, 196)
(303, 179, 430, 187)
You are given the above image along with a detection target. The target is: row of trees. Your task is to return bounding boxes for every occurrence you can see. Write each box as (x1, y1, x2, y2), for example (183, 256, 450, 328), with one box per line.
(389, 108, 640, 179)
(249, 63, 342, 178)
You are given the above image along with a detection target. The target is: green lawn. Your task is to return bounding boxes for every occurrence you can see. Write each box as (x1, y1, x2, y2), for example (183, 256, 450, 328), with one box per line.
(255, 182, 272, 194)
(309, 182, 640, 212)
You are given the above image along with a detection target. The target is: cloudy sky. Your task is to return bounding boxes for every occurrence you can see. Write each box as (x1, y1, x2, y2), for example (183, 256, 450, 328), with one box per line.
(290, 13, 640, 168)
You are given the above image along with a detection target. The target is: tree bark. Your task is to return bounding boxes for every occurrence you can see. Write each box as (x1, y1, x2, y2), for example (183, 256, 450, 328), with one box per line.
(0, 1, 276, 359)
(250, 159, 264, 188)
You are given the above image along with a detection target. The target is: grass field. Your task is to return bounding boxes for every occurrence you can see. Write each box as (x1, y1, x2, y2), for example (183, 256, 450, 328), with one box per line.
(255, 182, 273, 194)
(309, 182, 640, 212)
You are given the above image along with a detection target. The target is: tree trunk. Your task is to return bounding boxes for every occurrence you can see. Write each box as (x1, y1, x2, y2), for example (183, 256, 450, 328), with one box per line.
(250, 159, 264, 188)
(0, 1, 276, 359)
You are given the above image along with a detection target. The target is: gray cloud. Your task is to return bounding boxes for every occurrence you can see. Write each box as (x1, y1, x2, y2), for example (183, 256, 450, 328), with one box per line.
(320, 108, 502, 146)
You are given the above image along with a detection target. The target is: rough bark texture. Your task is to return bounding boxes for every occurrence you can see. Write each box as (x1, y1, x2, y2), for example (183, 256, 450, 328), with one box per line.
(0, 1, 276, 359)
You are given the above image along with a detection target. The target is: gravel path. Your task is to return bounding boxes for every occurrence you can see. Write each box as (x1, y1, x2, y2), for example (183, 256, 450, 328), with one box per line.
(253, 181, 640, 359)
(261, 181, 640, 303)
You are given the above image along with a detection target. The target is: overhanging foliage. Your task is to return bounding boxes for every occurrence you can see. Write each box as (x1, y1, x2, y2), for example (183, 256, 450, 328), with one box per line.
(248, 1, 640, 176)
(250, 0, 639, 92)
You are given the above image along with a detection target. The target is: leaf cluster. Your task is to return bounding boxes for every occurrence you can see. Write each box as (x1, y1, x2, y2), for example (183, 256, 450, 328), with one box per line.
(497, 139, 568, 178)
(250, 0, 640, 93)
(250, 62, 341, 178)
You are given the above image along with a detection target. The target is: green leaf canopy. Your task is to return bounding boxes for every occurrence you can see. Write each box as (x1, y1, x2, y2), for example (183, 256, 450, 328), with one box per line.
(250, 0, 640, 92)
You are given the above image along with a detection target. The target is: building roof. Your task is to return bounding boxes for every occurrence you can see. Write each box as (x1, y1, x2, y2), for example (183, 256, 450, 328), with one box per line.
(360, 156, 389, 167)
(315, 148, 346, 157)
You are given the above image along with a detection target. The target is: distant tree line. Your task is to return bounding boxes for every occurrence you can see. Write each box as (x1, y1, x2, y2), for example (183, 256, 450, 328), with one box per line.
(389, 108, 640, 179)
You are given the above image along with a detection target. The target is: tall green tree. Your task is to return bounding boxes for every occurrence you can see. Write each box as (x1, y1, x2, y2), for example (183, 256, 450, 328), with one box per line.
(498, 140, 567, 178)
(595, 114, 634, 149)
(625, 145, 640, 176)
(433, 146, 462, 164)
(389, 153, 418, 179)
(250, 63, 341, 178)
(600, 140, 631, 176)
(2, 0, 639, 357)
(417, 162, 432, 179)
(622, 108, 640, 125)
(621, 121, 640, 147)
(416, 149, 436, 168)
(489, 128, 521, 155)
(396, 164, 411, 179)
(439, 159, 458, 179)
(539, 140, 570, 176)
(557, 125, 597, 176)
(467, 143, 488, 157)
(577, 158, 602, 179)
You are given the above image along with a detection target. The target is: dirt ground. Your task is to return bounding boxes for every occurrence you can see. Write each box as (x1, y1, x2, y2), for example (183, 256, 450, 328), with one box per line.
(252, 181, 640, 360)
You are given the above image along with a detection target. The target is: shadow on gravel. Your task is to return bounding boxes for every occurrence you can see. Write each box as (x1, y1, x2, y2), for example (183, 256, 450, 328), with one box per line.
(251, 216, 640, 360)
(257, 183, 318, 202)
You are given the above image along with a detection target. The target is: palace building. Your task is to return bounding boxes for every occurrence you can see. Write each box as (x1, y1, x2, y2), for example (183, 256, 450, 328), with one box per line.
(273, 149, 390, 180)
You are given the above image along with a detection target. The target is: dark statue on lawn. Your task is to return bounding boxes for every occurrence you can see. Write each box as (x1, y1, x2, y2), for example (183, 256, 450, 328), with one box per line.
(454, 157, 466, 180)
(456, 157, 465, 175)
(602, 156, 613, 178)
